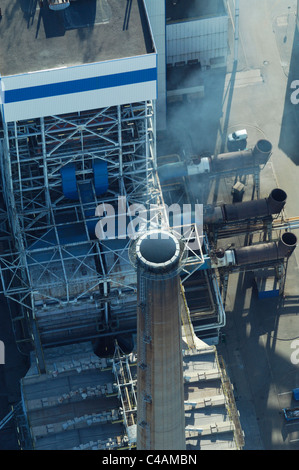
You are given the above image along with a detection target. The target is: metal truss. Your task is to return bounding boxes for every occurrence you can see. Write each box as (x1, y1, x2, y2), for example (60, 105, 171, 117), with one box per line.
(112, 342, 137, 448)
(0, 101, 160, 351)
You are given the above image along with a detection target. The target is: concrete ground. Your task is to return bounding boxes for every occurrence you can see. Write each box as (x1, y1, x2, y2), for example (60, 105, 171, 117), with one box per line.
(163, 0, 299, 450)
(218, 0, 299, 450)
(209, 0, 299, 450)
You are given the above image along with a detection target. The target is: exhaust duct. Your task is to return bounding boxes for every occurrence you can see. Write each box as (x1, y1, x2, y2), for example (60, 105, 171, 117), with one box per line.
(213, 232, 297, 268)
(158, 140, 272, 184)
(205, 188, 287, 225)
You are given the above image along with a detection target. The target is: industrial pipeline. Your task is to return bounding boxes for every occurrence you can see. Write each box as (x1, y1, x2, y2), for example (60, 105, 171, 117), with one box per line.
(158, 139, 272, 184)
(204, 188, 287, 225)
(211, 232, 297, 268)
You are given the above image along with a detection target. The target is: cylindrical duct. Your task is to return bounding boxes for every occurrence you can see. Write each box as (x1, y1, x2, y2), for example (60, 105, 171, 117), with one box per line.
(252, 139, 273, 163)
(223, 188, 286, 222)
(267, 188, 287, 214)
(204, 188, 287, 225)
(233, 232, 297, 266)
(277, 232, 297, 258)
(158, 139, 272, 184)
(135, 230, 186, 450)
(233, 241, 278, 266)
(157, 140, 272, 184)
(212, 149, 253, 173)
(223, 198, 269, 222)
(212, 139, 272, 173)
(158, 162, 187, 184)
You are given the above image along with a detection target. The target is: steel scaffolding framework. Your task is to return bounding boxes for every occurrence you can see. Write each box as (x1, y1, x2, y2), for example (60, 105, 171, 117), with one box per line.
(0, 102, 165, 357)
(0, 98, 208, 371)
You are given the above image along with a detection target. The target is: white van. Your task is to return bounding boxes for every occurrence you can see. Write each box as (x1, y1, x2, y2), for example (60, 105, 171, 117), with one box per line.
(227, 129, 248, 143)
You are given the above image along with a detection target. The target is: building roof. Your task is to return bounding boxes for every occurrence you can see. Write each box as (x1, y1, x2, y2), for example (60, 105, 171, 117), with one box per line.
(183, 342, 243, 450)
(0, 0, 154, 77)
(166, 0, 227, 23)
(21, 342, 129, 450)
(20, 337, 243, 450)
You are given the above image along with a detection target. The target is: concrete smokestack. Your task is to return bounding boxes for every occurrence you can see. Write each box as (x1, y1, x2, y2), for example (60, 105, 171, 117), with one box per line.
(135, 230, 186, 450)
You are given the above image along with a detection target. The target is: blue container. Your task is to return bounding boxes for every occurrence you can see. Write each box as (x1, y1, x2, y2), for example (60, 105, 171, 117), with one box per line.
(60, 163, 78, 200)
(93, 160, 108, 196)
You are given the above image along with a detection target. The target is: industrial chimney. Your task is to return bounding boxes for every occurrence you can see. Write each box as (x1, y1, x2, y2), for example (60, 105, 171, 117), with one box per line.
(134, 230, 186, 450)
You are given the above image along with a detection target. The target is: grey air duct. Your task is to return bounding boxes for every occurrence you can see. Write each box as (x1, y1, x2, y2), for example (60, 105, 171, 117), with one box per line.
(234, 232, 297, 266)
(212, 232, 297, 268)
(158, 161, 188, 185)
(158, 139, 272, 184)
(134, 230, 186, 450)
(211, 139, 272, 172)
(204, 188, 287, 225)
(167, 188, 286, 232)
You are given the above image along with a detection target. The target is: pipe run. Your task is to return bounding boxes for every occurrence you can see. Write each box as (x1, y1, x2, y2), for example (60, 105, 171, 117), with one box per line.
(204, 188, 287, 224)
(211, 139, 272, 173)
(158, 140, 272, 184)
(212, 232, 297, 268)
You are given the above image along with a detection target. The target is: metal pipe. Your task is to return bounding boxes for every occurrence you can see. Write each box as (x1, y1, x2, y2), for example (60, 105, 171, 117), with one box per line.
(277, 232, 297, 258)
(205, 188, 287, 224)
(158, 161, 188, 184)
(158, 140, 272, 184)
(211, 233, 297, 268)
(211, 139, 272, 172)
(233, 232, 297, 266)
(267, 188, 287, 213)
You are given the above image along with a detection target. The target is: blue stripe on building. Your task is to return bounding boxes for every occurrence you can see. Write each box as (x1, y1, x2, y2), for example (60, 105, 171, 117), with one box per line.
(4, 67, 157, 104)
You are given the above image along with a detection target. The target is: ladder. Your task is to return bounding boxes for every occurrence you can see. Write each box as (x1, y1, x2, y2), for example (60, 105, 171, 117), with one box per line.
(0, 402, 22, 430)
(180, 281, 196, 350)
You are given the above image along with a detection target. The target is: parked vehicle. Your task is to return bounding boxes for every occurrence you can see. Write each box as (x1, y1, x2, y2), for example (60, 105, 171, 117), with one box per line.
(228, 129, 248, 143)
(283, 407, 299, 421)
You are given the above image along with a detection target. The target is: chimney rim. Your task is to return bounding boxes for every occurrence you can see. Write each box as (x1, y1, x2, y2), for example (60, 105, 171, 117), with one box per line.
(135, 230, 181, 272)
